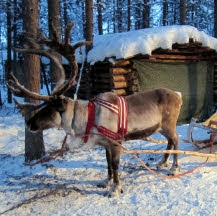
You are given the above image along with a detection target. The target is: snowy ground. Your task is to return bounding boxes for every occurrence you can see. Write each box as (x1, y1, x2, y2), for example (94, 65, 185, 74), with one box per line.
(1, 105, 217, 216)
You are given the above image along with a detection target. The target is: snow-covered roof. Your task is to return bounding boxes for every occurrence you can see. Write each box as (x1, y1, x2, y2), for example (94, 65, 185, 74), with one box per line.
(78, 25, 217, 65)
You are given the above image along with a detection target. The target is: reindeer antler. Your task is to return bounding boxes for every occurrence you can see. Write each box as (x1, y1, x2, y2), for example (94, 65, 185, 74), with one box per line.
(7, 22, 92, 102)
(7, 73, 52, 101)
(37, 22, 92, 96)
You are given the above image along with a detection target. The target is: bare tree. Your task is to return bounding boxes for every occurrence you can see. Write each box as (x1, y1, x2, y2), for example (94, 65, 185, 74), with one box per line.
(113, 0, 116, 32)
(22, 0, 45, 162)
(127, 0, 131, 31)
(63, 0, 68, 29)
(82, 1, 86, 38)
(117, 0, 123, 32)
(97, 0, 103, 35)
(6, 0, 12, 103)
(135, 1, 141, 29)
(13, 0, 18, 63)
(0, 90, 2, 107)
(48, 0, 62, 90)
(180, 0, 186, 25)
(85, 0, 93, 52)
(214, 0, 217, 37)
(142, 0, 150, 28)
(163, 0, 168, 26)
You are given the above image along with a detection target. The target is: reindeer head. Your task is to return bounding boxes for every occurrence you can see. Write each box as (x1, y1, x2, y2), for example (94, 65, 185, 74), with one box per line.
(26, 97, 70, 132)
(7, 22, 91, 133)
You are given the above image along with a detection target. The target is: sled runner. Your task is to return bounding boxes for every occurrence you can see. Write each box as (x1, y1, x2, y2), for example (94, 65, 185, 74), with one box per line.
(187, 112, 217, 148)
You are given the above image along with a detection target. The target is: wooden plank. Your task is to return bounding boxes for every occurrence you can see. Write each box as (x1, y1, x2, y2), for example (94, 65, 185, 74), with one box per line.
(112, 59, 131, 67)
(112, 89, 127, 96)
(122, 149, 217, 158)
(153, 48, 215, 55)
(203, 112, 217, 127)
(114, 74, 138, 82)
(113, 75, 127, 82)
(111, 67, 132, 75)
(151, 54, 203, 60)
(113, 81, 128, 89)
(139, 59, 194, 63)
(172, 42, 204, 49)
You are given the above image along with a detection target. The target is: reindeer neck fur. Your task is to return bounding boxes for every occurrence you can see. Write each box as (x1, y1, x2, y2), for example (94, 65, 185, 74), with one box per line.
(66, 99, 96, 151)
(70, 99, 89, 136)
(70, 92, 119, 136)
(66, 93, 120, 150)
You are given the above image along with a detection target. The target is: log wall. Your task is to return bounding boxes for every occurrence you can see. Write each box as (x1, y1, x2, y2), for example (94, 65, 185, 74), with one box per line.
(64, 39, 217, 107)
(91, 60, 138, 96)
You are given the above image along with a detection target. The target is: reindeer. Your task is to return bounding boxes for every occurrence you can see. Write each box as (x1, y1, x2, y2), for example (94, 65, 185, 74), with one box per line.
(7, 22, 182, 197)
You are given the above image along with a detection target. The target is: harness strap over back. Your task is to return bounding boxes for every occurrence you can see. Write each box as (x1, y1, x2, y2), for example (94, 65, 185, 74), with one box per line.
(83, 96, 128, 143)
(118, 96, 128, 137)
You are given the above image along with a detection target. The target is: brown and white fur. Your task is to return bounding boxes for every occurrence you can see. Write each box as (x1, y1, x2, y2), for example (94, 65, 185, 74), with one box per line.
(27, 88, 182, 197)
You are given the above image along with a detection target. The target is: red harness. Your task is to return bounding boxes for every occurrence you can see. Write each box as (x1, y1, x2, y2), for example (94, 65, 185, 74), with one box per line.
(83, 96, 128, 143)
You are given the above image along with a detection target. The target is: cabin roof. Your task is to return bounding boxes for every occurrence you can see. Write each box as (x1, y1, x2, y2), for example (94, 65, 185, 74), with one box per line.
(76, 25, 217, 64)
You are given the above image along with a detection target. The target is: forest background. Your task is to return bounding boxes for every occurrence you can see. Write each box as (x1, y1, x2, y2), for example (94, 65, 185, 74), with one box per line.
(0, 0, 217, 105)
(1, 0, 217, 161)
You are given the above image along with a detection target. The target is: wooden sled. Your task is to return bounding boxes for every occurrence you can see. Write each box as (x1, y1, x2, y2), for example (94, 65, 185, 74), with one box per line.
(187, 112, 217, 148)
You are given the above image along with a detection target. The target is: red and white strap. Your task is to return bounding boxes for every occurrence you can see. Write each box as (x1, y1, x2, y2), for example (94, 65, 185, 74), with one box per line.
(118, 96, 128, 137)
(83, 96, 128, 143)
(94, 97, 119, 114)
(95, 96, 128, 138)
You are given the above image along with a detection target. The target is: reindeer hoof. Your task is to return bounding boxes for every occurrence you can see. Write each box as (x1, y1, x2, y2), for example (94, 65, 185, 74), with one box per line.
(157, 161, 169, 170)
(108, 189, 123, 198)
(106, 184, 123, 198)
(168, 165, 181, 176)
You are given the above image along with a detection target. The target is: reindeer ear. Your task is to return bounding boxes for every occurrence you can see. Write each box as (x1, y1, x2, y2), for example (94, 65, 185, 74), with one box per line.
(14, 98, 43, 117)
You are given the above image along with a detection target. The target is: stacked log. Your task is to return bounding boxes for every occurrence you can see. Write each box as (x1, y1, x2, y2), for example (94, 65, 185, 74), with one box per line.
(110, 60, 138, 96)
(91, 60, 138, 97)
(64, 38, 217, 104)
(150, 40, 217, 63)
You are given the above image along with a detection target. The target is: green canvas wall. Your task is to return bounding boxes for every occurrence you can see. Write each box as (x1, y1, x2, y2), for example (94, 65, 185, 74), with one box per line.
(133, 60, 214, 124)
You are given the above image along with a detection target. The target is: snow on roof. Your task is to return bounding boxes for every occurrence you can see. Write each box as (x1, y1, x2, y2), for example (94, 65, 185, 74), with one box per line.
(77, 25, 217, 65)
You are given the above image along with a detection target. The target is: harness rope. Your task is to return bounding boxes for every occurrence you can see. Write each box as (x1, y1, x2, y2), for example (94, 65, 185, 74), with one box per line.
(74, 49, 86, 101)
(114, 138, 214, 179)
(27, 131, 215, 180)
(26, 97, 215, 179)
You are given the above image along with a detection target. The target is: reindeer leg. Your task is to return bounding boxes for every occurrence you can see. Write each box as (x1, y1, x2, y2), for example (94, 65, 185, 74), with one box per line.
(107, 144, 123, 198)
(157, 127, 180, 175)
(157, 140, 172, 170)
(97, 148, 113, 188)
(169, 134, 180, 176)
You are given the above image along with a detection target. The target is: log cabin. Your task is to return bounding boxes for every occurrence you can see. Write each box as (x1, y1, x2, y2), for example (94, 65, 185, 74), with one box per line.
(42, 26, 217, 123)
